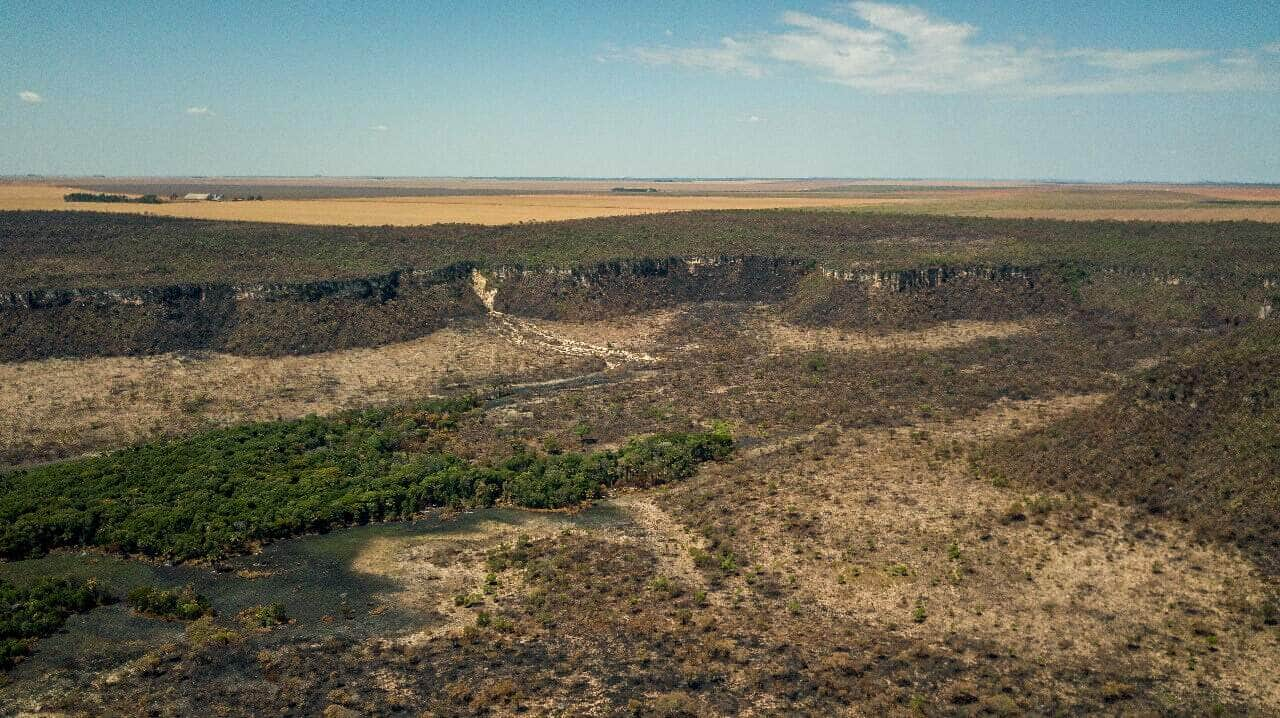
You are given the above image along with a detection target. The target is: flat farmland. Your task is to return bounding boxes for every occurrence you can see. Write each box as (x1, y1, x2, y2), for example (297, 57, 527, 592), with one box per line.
(4, 179, 1280, 225)
(0, 183, 909, 226)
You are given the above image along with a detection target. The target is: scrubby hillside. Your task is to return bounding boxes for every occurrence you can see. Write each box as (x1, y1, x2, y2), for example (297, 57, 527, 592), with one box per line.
(3, 209, 1280, 289)
(976, 320, 1280, 572)
(3, 210, 1277, 360)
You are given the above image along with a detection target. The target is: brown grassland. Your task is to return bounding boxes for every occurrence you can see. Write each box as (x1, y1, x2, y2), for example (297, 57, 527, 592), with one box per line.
(0, 311, 1025, 468)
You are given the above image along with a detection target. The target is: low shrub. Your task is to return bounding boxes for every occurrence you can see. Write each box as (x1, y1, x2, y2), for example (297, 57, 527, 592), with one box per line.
(127, 585, 213, 620)
(240, 603, 287, 628)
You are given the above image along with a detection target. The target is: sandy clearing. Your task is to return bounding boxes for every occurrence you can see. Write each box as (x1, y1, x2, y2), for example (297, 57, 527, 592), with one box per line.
(611, 493, 715, 598)
(756, 314, 1034, 354)
(518, 310, 680, 355)
(349, 515, 583, 644)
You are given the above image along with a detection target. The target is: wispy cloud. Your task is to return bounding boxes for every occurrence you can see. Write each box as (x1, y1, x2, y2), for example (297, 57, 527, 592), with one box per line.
(615, 2, 1280, 95)
(369, 124, 389, 132)
(18, 90, 43, 104)
(619, 37, 764, 78)
(185, 106, 213, 116)
(739, 115, 765, 123)
(1070, 48, 1210, 72)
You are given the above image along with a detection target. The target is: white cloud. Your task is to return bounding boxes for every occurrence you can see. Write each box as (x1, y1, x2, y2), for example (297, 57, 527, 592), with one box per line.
(762, 4, 1038, 93)
(185, 106, 213, 116)
(1071, 48, 1210, 71)
(850, 2, 975, 47)
(739, 115, 765, 123)
(617, 2, 1280, 95)
(369, 124, 389, 132)
(18, 90, 43, 104)
(615, 37, 764, 78)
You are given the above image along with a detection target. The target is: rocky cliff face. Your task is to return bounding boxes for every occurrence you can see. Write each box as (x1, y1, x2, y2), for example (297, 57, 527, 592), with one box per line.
(1, 256, 1272, 360)
(485, 256, 816, 319)
(0, 266, 485, 361)
(817, 264, 1038, 291)
(0, 266, 475, 310)
(787, 263, 1058, 329)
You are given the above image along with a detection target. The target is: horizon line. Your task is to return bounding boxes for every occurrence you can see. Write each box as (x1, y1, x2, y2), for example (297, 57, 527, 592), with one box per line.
(4, 174, 1278, 187)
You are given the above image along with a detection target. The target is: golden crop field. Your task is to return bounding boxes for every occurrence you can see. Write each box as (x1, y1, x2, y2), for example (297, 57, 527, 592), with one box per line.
(0, 183, 908, 225)
(3, 180, 1279, 225)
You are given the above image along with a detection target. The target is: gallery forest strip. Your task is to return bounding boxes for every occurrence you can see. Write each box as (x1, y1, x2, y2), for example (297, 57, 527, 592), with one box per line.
(0, 396, 732, 561)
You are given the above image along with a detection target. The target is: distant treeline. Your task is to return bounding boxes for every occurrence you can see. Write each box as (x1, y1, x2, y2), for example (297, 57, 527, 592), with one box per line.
(64, 192, 162, 204)
(0, 396, 732, 561)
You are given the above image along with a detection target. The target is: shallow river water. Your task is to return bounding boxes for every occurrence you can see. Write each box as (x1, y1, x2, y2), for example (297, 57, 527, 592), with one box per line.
(0, 505, 626, 708)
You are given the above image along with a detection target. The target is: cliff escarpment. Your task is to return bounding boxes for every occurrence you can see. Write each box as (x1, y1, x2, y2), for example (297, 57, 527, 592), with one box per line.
(486, 256, 815, 319)
(1, 255, 1273, 360)
(0, 267, 483, 361)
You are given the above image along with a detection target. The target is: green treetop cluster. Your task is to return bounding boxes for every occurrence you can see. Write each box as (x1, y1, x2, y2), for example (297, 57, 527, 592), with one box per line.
(0, 396, 732, 562)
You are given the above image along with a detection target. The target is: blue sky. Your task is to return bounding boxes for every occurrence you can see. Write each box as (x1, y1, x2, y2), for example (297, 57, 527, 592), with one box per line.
(2, 1, 1278, 181)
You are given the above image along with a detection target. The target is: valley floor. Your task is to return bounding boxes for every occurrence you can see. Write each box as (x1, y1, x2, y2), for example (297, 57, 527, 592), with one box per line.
(3, 299, 1277, 716)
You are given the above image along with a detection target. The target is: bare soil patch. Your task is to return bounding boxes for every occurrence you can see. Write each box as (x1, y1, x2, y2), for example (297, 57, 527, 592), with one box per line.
(349, 514, 590, 642)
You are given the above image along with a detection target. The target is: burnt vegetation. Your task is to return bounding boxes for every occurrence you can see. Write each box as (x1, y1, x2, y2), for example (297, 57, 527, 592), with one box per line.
(1, 576, 112, 669)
